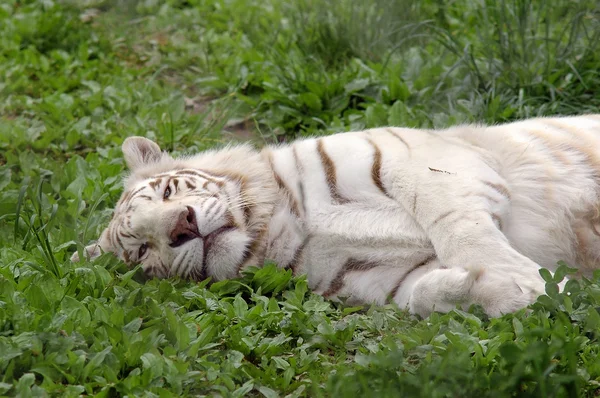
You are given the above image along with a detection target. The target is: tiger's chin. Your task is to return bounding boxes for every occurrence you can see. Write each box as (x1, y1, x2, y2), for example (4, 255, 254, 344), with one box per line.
(204, 229, 254, 281)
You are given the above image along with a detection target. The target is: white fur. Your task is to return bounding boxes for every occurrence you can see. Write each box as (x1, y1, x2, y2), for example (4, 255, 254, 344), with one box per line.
(74, 115, 600, 317)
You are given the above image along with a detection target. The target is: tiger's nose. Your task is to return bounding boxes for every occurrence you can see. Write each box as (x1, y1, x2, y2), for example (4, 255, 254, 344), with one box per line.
(169, 206, 200, 247)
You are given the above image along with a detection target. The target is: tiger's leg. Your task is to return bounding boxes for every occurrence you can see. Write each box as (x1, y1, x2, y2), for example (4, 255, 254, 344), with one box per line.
(408, 204, 546, 316)
(406, 265, 541, 317)
(394, 147, 549, 316)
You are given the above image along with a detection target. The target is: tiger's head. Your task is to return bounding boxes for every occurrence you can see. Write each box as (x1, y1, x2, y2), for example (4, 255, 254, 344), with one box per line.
(71, 136, 277, 281)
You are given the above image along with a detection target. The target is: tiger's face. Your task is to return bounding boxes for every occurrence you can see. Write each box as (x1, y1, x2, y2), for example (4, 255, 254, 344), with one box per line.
(72, 136, 275, 282)
(106, 168, 253, 281)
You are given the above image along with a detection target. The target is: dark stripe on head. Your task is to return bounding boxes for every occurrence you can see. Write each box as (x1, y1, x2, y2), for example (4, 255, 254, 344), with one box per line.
(162, 169, 238, 188)
(175, 169, 205, 177)
(125, 186, 147, 205)
(173, 169, 223, 185)
(106, 224, 116, 247)
(115, 231, 133, 265)
(185, 180, 196, 190)
(122, 250, 132, 264)
(173, 178, 179, 191)
(205, 199, 218, 216)
(158, 260, 169, 277)
(115, 231, 125, 251)
(366, 138, 392, 198)
(317, 139, 350, 204)
(323, 258, 381, 298)
(118, 190, 133, 206)
(148, 178, 162, 190)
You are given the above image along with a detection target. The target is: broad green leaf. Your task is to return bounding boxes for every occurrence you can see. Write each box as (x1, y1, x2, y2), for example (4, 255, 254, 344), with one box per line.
(82, 346, 112, 380)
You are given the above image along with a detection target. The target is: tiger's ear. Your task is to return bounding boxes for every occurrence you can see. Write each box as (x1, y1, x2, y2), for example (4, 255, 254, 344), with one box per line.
(70, 229, 113, 262)
(122, 136, 164, 171)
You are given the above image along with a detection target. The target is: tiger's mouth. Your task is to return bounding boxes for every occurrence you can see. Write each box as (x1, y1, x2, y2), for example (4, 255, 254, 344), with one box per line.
(169, 206, 238, 280)
(169, 231, 199, 248)
(169, 205, 237, 249)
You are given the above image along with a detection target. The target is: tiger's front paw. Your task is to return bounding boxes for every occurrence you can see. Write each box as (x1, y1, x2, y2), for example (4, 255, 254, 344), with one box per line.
(465, 268, 547, 317)
(407, 266, 547, 318)
(408, 266, 481, 317)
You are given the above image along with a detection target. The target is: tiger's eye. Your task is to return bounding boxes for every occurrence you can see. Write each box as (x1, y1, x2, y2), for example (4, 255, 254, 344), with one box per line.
(164, 187, 171, 199)
(138, 243, 148, 259)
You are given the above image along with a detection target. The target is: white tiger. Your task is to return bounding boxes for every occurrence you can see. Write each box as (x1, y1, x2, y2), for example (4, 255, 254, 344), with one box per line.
(71, 115, 600, 317)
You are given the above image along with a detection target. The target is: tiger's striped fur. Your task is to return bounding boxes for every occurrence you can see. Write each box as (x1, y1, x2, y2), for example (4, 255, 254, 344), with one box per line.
(72, 115, 600, 317)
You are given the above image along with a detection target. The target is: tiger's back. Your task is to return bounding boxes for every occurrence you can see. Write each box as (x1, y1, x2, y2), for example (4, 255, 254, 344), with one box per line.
(74, 114, 600, 317)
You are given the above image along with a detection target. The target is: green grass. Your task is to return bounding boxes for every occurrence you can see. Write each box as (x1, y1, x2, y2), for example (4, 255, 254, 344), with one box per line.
(2, 0, 600, 396)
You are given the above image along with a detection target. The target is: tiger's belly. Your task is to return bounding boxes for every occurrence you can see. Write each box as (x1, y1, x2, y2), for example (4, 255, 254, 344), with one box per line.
(268, 199, 439, 306)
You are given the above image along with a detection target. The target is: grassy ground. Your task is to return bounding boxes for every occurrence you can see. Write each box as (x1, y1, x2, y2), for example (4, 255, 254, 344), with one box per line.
(2, 0, 600, 396)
